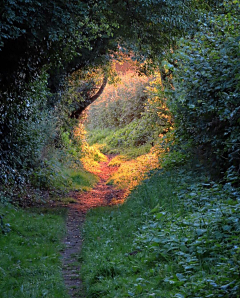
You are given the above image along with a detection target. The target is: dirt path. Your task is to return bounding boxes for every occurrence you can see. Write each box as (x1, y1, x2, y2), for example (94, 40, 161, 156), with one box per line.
(61, 156, 125, 297)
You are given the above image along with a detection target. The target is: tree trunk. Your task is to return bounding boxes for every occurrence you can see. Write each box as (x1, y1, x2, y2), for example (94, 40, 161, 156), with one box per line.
(70, 75, 108, 119)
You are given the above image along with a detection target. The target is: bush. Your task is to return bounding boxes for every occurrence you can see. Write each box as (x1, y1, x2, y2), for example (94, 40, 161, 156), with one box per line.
(0, 72, 54, 191)
(0, 70, 82, 197)
(168, 1, 240, 179)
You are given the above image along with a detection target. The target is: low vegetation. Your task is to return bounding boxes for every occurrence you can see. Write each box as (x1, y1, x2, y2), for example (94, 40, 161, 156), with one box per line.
(80, 166, 240, 297)
(80, 2, 240, 296)
(0, 204, 68, 298)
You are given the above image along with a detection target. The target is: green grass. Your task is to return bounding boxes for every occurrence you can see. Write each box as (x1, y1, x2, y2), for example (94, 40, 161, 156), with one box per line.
(62, 168, 99, 191)
(80, 168, 240, 297)
(0, 203, 69, 298)
(31, 152, 99, 194)
(86, 128, 152, 158)
(86, 128, 113, 147)
(80, 170, 177, 297)
(48, 166, 99, 197)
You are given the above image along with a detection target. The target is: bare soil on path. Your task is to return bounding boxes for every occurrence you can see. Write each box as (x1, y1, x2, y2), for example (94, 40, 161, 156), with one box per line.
(61, 155, 126, 297)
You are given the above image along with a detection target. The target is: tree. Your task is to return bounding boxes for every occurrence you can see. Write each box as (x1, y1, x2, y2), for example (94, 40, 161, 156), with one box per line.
(70, 75, 108, 119)
(0, 0, 221, 190)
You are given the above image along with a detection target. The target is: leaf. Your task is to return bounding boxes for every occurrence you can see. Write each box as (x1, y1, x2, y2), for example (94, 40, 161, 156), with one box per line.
(150, 203, 160, 214)
(196, 229, 207, 236)
(176, 273, 187, 281)
(175, 294, 185, 298)
(155, 212, 166, 219)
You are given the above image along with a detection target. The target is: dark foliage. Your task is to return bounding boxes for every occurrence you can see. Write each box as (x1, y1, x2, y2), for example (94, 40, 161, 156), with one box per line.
(168, 0, 240, 181)
(0, 0, 221, 195)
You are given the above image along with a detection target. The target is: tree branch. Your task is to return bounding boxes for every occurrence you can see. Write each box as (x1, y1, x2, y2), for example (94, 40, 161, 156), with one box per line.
(70, 75, 108, 119)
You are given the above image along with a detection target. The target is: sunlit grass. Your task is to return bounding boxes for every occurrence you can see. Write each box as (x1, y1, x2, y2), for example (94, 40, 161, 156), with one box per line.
(74, 119, 108, 174)
(61, 168, 98, 192)
(86, 127, 157, 159)
(81, 142, 107, 174)
(107, 150, 161, 197)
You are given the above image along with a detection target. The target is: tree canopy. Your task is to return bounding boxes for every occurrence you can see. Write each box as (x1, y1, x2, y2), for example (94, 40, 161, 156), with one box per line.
(0, 0, 209, 94)
(1, 0, 236, 193)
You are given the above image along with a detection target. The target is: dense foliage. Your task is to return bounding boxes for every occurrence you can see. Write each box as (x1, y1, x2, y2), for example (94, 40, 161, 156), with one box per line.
(81, 168, 240, 297)
(167, 0, 240, 180)
(0, 0, 205, 199)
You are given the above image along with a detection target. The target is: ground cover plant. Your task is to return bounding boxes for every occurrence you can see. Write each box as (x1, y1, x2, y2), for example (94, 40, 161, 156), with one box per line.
(80, 167, 240, 297)
(0, 203, 68, 298)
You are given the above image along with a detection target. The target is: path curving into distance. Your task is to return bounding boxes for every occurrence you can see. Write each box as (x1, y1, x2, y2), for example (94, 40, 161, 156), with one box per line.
(61, 156, 126, 297)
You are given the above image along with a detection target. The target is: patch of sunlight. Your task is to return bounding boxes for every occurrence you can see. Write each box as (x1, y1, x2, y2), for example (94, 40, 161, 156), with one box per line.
(81, 142, 107, 174)
(73, 117, 107, 174)
(108, 148, 163, 197)
(108, 155, 129, 167)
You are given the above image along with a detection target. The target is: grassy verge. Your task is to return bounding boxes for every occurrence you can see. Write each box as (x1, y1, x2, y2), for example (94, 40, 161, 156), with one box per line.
(86, 128, 152, 159)
(80, 170, 176, 297)
(107, 153, 160, 197)
(80, 168, 240, 297)
(0, 203, 69, 298)
(54, 167, 99, 193)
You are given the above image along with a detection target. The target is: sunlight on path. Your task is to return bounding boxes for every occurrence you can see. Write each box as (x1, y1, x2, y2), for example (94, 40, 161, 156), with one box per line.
(61, 155, 126, 297)
(109, 151, 160, 197)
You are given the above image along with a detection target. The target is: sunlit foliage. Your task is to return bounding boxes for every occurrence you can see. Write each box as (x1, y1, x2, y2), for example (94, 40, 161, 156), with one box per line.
(76, 116, 107, 174)
(108, 150, 160, 197)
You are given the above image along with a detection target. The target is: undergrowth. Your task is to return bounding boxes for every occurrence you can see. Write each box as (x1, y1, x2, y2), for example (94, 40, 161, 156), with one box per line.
(86, 127, 153, 158)
(0, 203, 68, 298)
(53, 167, 98, 193)
(80, 168, 240, 297)
(107, 151, 160, 197)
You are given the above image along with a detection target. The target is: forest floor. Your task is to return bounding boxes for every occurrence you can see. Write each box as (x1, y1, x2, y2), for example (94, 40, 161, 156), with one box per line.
(61, 155, 126, 297)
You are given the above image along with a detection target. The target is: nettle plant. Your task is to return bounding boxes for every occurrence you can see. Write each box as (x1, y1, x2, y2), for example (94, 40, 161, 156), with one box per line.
(134, 177, 240, 297)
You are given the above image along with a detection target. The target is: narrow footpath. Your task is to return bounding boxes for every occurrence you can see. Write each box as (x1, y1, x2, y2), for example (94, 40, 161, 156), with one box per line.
(61, 156, 126, 297)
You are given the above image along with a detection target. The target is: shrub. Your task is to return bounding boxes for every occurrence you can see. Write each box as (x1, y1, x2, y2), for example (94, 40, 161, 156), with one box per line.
(168, 1, 240, 179)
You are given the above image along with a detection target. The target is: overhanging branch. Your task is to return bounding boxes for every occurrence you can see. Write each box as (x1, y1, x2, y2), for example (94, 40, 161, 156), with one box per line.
(70, 75, 108, 119)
